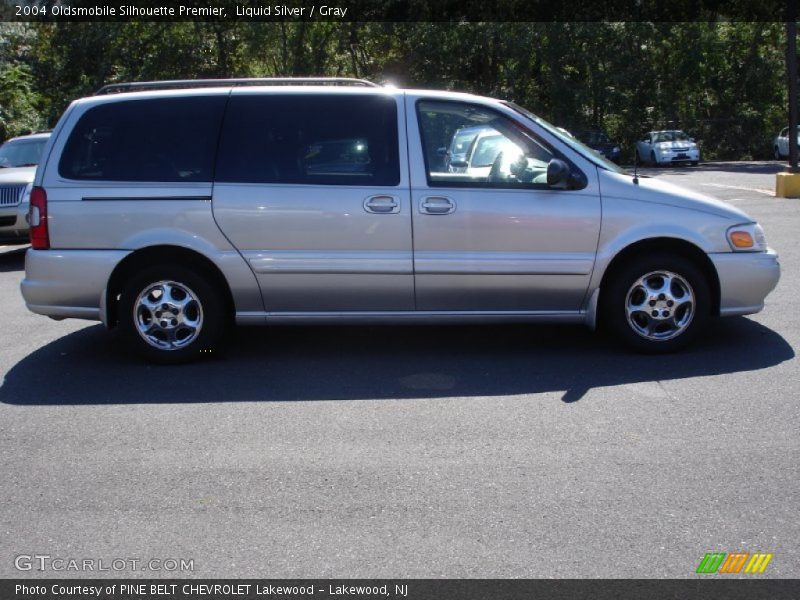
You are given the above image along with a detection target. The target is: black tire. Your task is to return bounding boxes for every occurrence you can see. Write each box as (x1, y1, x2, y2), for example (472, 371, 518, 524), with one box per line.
(602, 253, 711, 353)
(118, 264, 225, 364)
(650, 150, 658, 166)
(690, 161, 699, 166)
(774, 146, 782, 160)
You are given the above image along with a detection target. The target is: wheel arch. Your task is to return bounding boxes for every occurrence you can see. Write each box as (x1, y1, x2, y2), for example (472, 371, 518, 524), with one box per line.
(597, 237, 721, 318)
(104, 245, 235, 329)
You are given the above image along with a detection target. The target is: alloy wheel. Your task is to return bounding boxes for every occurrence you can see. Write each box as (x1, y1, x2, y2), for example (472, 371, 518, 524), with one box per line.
(625, 270, 695, 341)
(133, 280, 204, 350)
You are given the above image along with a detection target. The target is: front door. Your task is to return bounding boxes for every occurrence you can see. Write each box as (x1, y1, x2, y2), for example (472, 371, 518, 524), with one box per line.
(408, 98, 601, 312)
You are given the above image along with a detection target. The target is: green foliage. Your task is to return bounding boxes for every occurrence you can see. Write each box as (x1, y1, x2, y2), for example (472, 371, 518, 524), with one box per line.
(4, 21, 795, 159)
(0, 63, 44, 140)
(0, 23, 44, 141)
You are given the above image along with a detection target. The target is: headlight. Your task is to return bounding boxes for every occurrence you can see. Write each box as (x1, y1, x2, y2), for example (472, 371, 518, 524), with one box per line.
(727, 223, 767, 252)
(612, 146, 620, 153)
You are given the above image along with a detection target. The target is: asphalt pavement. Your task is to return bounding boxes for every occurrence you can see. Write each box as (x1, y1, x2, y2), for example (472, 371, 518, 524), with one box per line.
(0, 162, 797, 578)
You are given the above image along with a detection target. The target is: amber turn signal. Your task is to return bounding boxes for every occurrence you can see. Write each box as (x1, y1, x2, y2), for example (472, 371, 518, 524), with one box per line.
(729, 231, 754, 248)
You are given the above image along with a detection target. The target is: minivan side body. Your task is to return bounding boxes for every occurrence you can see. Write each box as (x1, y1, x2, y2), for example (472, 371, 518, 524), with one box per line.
(22, 84, 780, 361)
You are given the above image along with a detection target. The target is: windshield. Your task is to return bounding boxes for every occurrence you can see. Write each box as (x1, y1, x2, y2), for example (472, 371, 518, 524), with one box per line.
(653, 130, 690, 143)
(503, 102, 626, 173)
(0, 138, 47, 168)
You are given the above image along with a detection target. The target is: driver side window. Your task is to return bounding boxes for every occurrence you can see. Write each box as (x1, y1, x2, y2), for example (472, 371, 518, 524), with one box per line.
(417, 100, 554, 189)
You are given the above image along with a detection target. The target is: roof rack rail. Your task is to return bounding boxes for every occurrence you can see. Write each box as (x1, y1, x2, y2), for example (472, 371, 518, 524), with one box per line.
(94, 77, 380, 95)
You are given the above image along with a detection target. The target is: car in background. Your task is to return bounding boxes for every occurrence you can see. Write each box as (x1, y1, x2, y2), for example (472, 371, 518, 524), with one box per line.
(576, 130, 621, 163)
(773, 126, 800, 159)
(462, 128, 516, 178)
(0, 132, 50, 243)
(636, 130, 700, 166)
(442, 125, 490, 172)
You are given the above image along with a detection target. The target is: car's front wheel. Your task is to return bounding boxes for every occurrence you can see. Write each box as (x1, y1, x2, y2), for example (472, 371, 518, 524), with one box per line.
(775, 146, 782, 160)
(650, 150, 658, 166)
(118, 264, 225, 364)
(603, 254, 711, 353)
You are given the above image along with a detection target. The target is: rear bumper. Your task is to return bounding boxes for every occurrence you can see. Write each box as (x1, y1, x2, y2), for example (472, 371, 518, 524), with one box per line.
(709, 249, 781, 316)
(21, 249, 129, 321)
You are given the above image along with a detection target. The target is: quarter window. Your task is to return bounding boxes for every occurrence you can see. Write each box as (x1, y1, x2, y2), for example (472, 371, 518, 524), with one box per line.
(58, 96, 227, 182)
(215, 94, 400, 186)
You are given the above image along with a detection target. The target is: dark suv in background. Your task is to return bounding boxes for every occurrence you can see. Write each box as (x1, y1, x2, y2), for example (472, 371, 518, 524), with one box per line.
(575, 130, 621, 163)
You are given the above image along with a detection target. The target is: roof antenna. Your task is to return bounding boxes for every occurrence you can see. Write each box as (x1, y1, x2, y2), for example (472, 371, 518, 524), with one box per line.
(633, 145, 640, 185)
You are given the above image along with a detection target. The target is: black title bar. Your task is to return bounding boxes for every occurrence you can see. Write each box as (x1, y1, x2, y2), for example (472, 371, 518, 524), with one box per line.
(0, 0, 794, 22)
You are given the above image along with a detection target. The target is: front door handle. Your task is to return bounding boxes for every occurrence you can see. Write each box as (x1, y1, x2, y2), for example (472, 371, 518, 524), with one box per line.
(364, 195, 400, 214)
(420, 196, 456, 215)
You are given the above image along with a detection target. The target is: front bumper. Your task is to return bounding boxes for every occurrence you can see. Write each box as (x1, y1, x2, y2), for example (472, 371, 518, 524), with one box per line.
(0, 202, 29, 242)
(709, 248, 780, 316)
(656, 148, 700, 164)
(21, 249, 130, 321)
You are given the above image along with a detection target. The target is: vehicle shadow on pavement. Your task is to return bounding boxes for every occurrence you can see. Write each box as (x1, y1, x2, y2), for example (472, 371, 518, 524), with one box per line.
(0, 250, 25, 272)
(0, 317, 793, 405)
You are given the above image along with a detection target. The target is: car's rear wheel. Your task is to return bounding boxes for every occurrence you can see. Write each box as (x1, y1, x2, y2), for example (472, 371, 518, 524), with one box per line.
(603, 254, 711, 353)
(118, 264, 224, 364)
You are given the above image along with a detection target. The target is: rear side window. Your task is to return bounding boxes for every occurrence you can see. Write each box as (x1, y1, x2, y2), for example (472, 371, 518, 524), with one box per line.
(58, 96, 227, 182)
(215, 94, 400, 186)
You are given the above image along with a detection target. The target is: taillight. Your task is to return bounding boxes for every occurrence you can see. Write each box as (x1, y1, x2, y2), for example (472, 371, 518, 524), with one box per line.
(29, 186, 49, 250)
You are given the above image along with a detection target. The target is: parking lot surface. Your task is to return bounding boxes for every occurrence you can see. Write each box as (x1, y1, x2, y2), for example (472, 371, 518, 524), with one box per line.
(1, 162, 797, 578)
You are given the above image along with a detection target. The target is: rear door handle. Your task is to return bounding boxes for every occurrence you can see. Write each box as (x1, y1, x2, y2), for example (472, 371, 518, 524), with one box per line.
(420, 196, 456, 215)
(364, 195, 400, 214)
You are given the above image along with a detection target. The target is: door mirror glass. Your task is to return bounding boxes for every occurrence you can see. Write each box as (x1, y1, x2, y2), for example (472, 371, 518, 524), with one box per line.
(546, 158, 587, 190)
(546, 158, 570, 186)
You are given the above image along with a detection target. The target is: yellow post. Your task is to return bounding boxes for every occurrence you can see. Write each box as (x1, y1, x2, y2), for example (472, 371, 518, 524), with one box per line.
(775, 172, 800, 197)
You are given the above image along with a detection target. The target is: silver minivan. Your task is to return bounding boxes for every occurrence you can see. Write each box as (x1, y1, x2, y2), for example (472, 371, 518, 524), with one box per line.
(21, 78, 780, 363)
